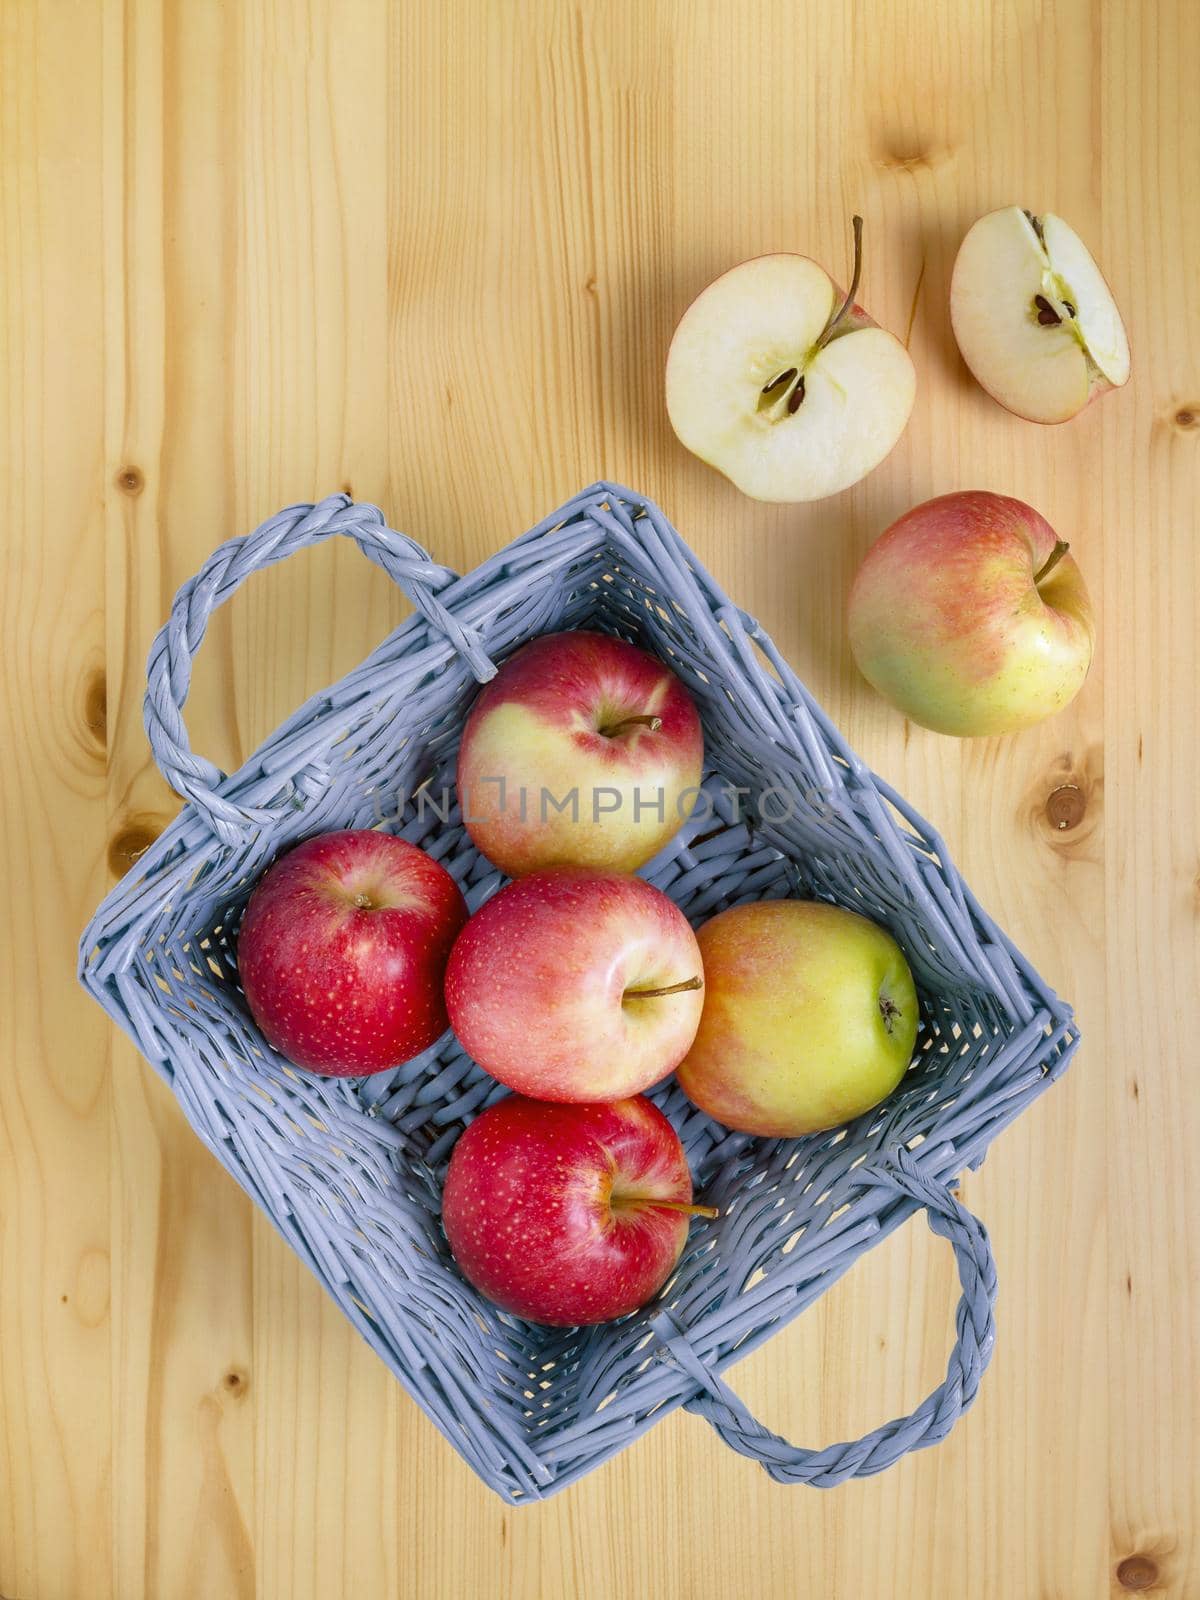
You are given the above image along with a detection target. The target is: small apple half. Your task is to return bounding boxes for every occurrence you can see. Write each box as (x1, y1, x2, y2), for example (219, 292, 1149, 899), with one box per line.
(950, 207, 1130, 424)
(665, 218, 917, 502)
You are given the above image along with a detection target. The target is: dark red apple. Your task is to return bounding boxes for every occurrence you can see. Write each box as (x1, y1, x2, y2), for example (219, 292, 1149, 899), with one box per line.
(442, 1094, 716, 1326)
(238, 830, 467, 1075)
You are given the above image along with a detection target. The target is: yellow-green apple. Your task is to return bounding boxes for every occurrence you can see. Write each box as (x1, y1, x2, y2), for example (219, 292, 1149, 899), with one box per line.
(237, 830, 466, 1075)
(676, 900, 918, 1137)
(456, 630, 703, 876)
(445, 866, 704, 1100)
(951, 207, 1130, 424)
(848, 490, 1095, 736)
(665, 217, 916, 501)
(442, 1094, 716, 1325)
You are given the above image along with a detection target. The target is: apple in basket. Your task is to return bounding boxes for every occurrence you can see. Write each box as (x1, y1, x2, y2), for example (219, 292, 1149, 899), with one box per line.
(442, 1094, 717, 1325)
(445, 867, 704, 1100)
(676, 900, 919, 1137)
(848, 491, 1095, 736)
(238, 830, 467, 1075)
(456, 630, 703, 877)
(950, 207, 1130, 424)
(664, 216, 917, 501)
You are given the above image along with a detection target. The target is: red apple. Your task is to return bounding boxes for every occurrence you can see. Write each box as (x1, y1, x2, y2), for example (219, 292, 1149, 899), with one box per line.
(445, 867, 704, 1100)
(456, 630, 703, 877)
(848, 491, 1095, 736)
(238, 830, 467, 1075)
(442, 1094, 715, 1325)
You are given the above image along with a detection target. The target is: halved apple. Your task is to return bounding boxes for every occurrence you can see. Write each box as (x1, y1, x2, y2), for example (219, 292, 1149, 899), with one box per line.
(665, 219, 917, 502)
(950, 207, 1130, 424)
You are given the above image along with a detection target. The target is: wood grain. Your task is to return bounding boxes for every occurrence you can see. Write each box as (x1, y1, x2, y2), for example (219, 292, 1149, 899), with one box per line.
(2, 0, 1197, 1595)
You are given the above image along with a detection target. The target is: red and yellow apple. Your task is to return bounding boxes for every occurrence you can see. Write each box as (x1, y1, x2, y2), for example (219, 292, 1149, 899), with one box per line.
(665, 217, 916, 501)
(848, 491, 1095, 737)
(456, 630, 703, 877)
(442, 1094, 715, 1325)
(676, 900, 918, 1137)
(951, 207, 1130, 425)
(445, 867, 704, 1101)
(238, 830, 467, 1075)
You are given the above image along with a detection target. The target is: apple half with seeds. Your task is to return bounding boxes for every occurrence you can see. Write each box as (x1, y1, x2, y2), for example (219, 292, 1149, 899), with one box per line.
(665, 217, 917, 502)
(950, 207, 1130, 424)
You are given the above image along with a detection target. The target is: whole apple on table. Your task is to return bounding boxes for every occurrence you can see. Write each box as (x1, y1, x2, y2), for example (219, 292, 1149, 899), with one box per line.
(848, 490, 1095, 736)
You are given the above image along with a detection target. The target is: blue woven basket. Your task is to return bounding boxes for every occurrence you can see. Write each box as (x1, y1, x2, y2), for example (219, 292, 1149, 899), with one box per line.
(79, 483, 1078, 1502)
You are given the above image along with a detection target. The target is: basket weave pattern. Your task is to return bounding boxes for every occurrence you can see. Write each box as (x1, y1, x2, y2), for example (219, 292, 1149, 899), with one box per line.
(80, 484, 1077, 1501)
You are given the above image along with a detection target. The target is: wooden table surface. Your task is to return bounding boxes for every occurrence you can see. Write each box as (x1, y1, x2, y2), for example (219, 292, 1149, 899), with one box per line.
(3, 2, 1197, 1596)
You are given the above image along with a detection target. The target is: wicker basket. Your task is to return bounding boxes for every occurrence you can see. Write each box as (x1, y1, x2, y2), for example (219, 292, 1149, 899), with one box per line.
(79, 483, 1077, 1502)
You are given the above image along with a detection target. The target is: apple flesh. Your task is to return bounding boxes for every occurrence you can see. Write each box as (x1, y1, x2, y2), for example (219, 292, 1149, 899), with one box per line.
(665, 217, 917, 501)
(442, 1094, 715, 1326)
(676, 900, 918, 1138)
(456, 630, 703, 877)
(237, 830, 467, 1075)
(848, 490, 1095, 736)
(950, 207, 1130, 423)
(445, 867, 704, 1101)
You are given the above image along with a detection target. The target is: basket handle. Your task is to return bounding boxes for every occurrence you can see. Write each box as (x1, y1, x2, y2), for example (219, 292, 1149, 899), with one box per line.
(651, 1146, 997, 1486)
(143, 494, 496, 843)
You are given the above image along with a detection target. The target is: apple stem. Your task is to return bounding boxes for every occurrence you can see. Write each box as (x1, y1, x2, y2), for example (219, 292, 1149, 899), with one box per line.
(599, 713, 662, 737)
(617, 1196, 721, 1219)
(623, 975, 703, 1001)
(1034, 539, 1070, 584)
(814, 213, 865, 355)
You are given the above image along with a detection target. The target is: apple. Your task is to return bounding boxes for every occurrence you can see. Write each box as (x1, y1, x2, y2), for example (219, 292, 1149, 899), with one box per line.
(456, 630, 703, 877)
(665, 216, 917, 501)
(445, 866, 704, 1101)
(442, 1094, 716, 1325)
(238, 830, 467, 1075)
(676, 900, 918, 1137)
(950, 207, 1130, 424)
(848, 490, 1095, 736)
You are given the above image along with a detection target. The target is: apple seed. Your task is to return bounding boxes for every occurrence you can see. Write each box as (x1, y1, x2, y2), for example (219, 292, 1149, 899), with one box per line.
(760, 366, 797, 397)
